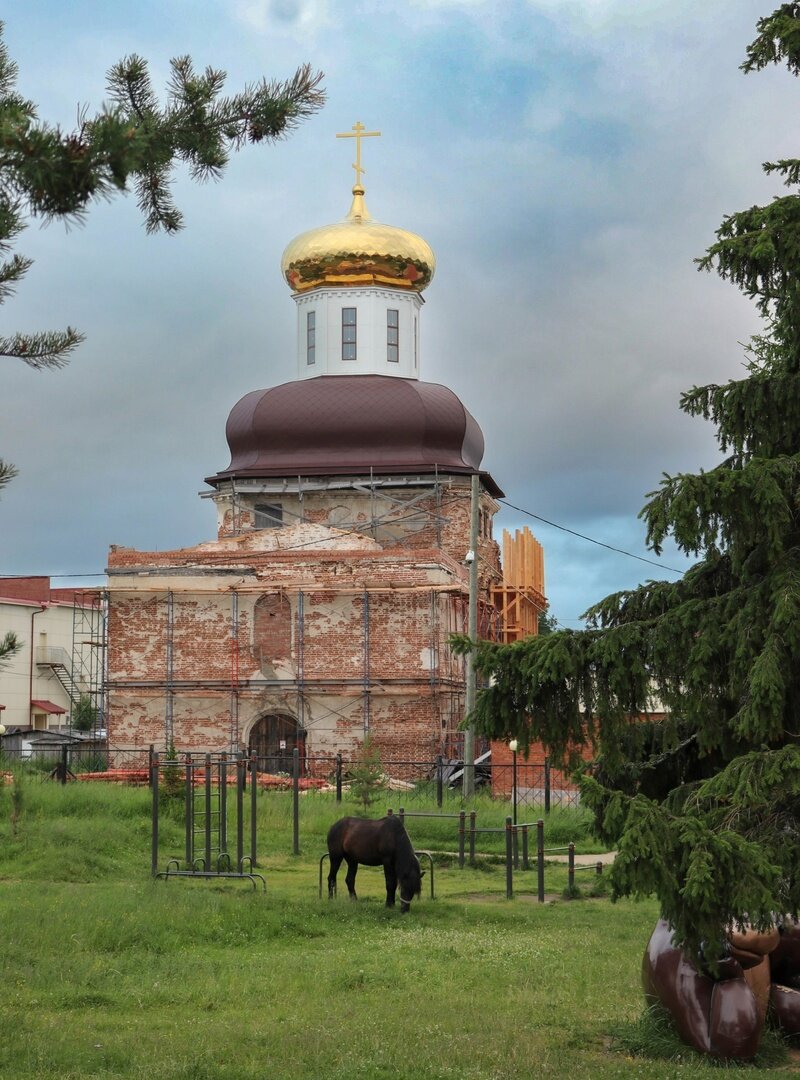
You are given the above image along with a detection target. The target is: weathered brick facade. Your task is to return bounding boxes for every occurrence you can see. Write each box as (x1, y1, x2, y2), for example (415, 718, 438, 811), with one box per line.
(107, 478, 502, 766)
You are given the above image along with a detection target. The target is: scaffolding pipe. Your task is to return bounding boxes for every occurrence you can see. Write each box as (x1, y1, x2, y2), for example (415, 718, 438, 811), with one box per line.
(229, 590, 239, 752)
(363, 587, 370, 735)
(463, 473, 480, 797)
(165, 591, 175, 747)
(297, 589, 305, 740)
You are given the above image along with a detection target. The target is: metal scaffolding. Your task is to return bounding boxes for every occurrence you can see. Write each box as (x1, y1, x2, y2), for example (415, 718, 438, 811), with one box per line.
(71, 590, 107, 733)
(108, 583, 475, 756)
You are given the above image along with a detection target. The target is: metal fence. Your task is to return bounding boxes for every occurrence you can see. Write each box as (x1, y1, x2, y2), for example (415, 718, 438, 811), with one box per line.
(321, 755, 580, 810)
(0, 743, 581, 809)
(0, 744, 150, 783)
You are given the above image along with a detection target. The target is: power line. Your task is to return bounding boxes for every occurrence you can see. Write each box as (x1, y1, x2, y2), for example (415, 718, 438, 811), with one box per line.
(2, 494, 685, 580)
(498, 499, 685, 576)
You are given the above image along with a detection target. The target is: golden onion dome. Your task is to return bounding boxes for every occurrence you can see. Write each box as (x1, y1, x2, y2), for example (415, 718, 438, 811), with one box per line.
(281, 185, 436, 294)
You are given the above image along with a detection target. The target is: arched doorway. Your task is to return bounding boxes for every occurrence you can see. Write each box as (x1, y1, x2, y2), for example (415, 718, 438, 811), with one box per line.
(248, 713, 305, 775)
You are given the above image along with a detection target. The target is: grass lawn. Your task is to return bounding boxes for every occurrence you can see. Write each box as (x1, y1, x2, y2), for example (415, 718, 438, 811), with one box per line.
(0, 781, 795, 1078)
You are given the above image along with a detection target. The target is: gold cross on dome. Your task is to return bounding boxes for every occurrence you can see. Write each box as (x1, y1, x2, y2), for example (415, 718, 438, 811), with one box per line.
(336, 121, 381, 187)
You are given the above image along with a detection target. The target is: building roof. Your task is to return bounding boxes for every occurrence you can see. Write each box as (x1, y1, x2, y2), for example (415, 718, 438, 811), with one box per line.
(0, 578, 101, 607)
(206, 374, 503, 496)
(30, 699, 67, 714)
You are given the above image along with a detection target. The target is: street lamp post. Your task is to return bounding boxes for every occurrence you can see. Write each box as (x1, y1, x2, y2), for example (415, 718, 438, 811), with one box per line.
(509, 738, 518, 867)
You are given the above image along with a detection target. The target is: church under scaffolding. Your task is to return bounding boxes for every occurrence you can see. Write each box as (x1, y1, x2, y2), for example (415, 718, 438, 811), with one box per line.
(105, 126, 546, 765)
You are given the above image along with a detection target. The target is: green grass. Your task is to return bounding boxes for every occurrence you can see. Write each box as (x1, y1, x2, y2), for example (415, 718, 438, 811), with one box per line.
(0, 781, 795, 1078)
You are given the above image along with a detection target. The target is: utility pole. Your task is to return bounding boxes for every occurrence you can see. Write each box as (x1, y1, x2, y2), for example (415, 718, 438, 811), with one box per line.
(463, 472, 480, 797)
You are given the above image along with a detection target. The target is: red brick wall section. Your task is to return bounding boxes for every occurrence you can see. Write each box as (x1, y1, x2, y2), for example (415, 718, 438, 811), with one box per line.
(491, 739, 590, 796)
(106, 478, 506, 761)
(254, 593, 292, 666)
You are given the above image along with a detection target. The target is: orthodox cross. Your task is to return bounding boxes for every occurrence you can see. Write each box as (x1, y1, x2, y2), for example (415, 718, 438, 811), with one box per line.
(336, 121, 381, 188)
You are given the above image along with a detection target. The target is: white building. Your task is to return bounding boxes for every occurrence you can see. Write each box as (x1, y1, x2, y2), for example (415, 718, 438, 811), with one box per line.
(0, 577, 104, 731)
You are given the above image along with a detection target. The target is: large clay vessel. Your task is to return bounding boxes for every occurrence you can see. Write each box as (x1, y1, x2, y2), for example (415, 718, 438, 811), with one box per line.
(642, 919, 780, 1059)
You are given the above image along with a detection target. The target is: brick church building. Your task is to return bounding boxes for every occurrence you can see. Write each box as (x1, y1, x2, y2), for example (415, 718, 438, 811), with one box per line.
(106, 127, 545, 768)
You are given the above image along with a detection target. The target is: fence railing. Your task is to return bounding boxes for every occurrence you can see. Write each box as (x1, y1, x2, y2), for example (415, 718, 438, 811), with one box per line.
(0, 744, 582, 808)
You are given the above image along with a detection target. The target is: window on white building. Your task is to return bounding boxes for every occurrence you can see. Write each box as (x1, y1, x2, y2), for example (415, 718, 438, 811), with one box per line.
(387, 309, 399, 363)
(342, 307, 357, 361)
(306, 311, 316, 365)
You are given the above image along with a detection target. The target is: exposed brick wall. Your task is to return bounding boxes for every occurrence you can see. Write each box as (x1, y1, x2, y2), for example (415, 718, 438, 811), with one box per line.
(210, 477, 502, 583)
(107, 475, 506, 765)
(253, 593, 292, 671)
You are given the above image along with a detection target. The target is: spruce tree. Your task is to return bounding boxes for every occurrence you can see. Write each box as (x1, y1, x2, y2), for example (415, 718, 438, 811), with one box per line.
(0, 23, 324, 489)
(348, 737, 387, 815)
(458, 3, 800, 966)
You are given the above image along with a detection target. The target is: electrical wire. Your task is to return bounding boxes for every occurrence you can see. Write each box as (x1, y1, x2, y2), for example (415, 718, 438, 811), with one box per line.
(498, 498, 685, 576)
(1, 491, 685, 578)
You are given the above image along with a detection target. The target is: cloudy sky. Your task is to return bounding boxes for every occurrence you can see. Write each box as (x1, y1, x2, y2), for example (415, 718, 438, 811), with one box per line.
(0, 0, 791, 625)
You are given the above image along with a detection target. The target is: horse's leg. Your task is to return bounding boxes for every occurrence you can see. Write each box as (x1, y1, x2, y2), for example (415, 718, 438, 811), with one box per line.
(344, 856, 359, 901)
(384, 862, 397, 908)
(328, 853, 343, 900)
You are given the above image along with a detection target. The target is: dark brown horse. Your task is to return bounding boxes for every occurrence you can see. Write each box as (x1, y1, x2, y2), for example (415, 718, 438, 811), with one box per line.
(326, 816, 423, 913)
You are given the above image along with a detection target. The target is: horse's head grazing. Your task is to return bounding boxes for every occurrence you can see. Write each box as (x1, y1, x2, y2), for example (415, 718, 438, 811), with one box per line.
(399, 855, 424, 914)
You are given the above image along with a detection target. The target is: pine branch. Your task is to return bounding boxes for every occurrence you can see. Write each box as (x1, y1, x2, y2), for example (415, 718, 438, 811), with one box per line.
(0, 630, 20, 665)
(0, 25, 324, 387)
(0, 251, 32, 301)
(0, 457, 18, 492)
(0, 328, 85, 369)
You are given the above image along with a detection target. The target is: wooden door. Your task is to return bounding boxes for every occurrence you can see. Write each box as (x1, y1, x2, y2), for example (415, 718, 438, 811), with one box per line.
(248, 714, 305, 775)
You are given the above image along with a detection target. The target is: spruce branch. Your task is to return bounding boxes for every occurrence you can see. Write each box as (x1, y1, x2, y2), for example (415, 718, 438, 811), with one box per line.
(742, 3, 800, 75)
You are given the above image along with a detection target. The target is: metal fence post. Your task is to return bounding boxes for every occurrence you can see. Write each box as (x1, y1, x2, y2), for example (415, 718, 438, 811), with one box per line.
(537, 818, 545, 903)
(436, 754, 443, 808)
(61, 744, 68, 785)
(148, 744, 154, 788)
(151, 752, 159, 877)
(250, 755, 257, 867)
(568, 842, 575, 895)
(185, 753, 193, 866)
(335, 752, 342, 803)
(544, 758, 551, 815)
(292, 746, 300, 856)
(522, 824, 529, 871)
(469, 810, 476, 866)
(505, 816, 513, 899)
(204, 754, 212, 871)
(458, 809, 465, 869)
(236, 755, 244, 872)
(220, 753, 228, 858)
(398, 807, 405, 827)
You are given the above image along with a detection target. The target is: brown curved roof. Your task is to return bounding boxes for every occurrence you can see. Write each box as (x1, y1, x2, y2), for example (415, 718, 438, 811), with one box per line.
(206, 375, 502, 495)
